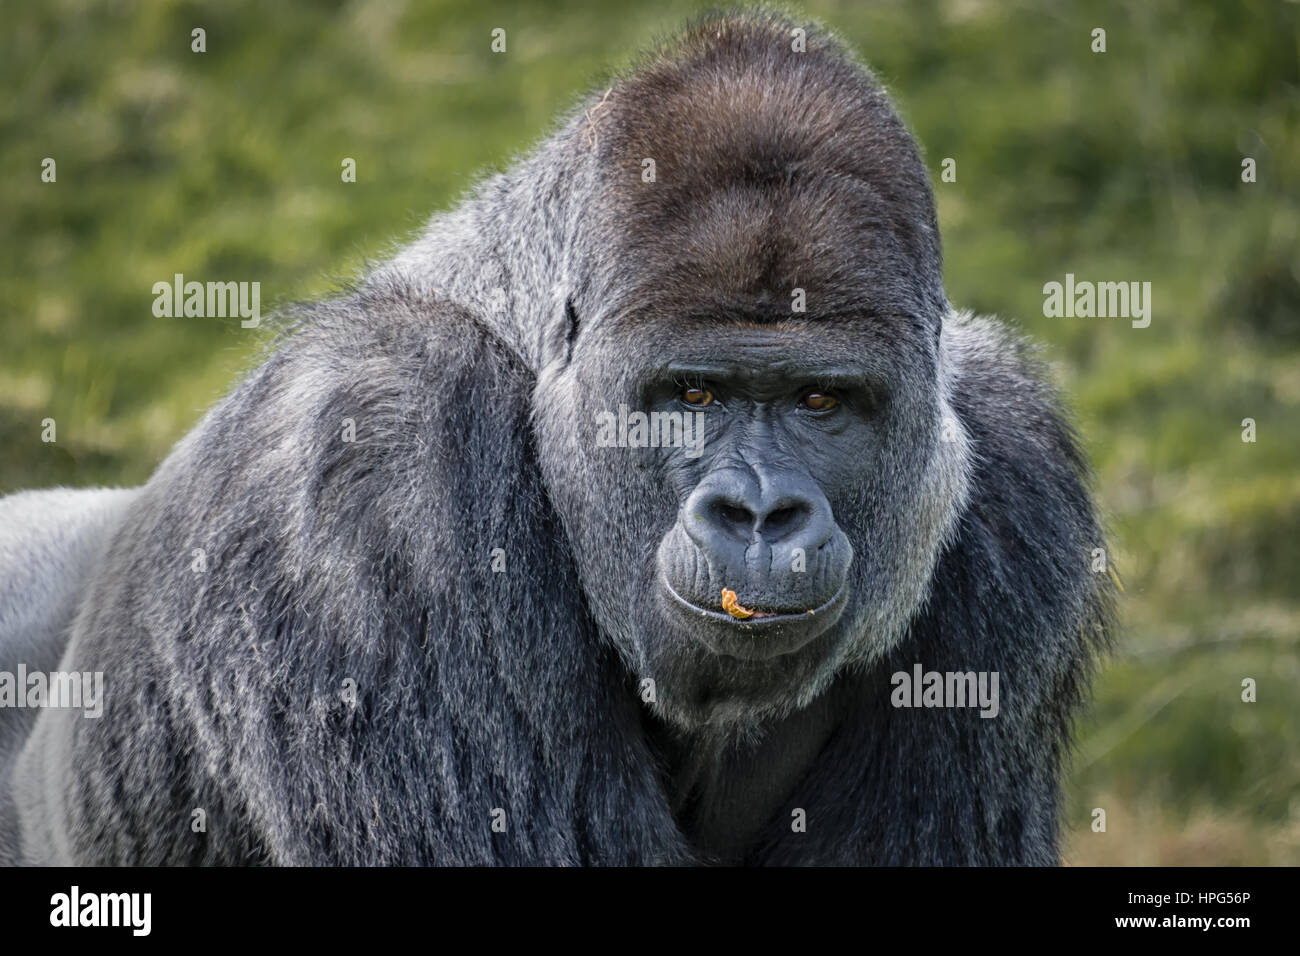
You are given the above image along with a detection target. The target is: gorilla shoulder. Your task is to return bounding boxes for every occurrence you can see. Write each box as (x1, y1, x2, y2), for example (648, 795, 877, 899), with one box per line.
(9, 283, 685, 865)
(944, 310, 1100, 528)
(938, 309, 1111, 680)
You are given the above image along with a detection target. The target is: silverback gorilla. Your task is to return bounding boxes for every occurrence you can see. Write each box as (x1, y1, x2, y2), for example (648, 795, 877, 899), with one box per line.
(0, 10, 1113, 865)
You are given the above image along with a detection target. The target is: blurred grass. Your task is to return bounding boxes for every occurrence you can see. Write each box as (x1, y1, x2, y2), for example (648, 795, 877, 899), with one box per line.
(1, 0, 1297, 863)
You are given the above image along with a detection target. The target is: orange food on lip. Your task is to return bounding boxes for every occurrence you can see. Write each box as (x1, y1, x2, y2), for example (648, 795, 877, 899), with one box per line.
(720, 588, 755, 619)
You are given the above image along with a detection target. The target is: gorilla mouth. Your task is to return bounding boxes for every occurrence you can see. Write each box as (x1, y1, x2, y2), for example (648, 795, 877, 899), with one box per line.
(660, 575, 848, 631)
(658, 575, 849, 660)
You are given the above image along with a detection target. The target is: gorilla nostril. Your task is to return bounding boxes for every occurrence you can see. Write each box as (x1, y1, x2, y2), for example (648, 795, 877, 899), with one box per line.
(762, 505, 804, 534)
(714, 502, 755, 536)
(759, 503, 812, 541)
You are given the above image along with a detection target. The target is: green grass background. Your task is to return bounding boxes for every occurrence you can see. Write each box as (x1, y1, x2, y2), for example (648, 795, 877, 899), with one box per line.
(2, 0, 1297, 863)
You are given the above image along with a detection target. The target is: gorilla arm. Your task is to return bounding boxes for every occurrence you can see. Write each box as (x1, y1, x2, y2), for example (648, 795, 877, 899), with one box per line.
(11, 283, 687, 865)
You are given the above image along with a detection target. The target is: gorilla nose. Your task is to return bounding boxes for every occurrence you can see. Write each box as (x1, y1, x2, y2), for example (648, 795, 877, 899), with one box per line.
(709, 497, 810, 543)
(686, 469, 834, 553)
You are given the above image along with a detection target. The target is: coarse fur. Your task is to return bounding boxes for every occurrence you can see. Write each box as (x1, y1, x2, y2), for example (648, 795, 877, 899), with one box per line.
(1, 9, 1112, 865)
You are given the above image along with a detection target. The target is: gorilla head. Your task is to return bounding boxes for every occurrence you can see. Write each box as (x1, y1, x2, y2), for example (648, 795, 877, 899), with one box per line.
(531, 17, 971, 731)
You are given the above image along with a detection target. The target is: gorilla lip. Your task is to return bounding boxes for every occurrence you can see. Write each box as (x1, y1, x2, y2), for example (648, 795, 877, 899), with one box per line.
(659, 576, 849, 660)
(660, 575, 847, 630)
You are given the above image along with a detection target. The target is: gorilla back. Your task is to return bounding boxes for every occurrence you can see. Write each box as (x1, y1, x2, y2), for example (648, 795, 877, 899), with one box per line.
(1, 11, 1112, 865)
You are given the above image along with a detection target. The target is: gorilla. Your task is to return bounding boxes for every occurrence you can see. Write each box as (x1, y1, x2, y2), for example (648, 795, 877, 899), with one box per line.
(0, 10, 1112, 865)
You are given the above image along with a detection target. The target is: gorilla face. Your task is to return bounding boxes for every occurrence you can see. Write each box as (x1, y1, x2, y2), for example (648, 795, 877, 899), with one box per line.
(649, 329, 862, 662)
(535, 309, 972, 732)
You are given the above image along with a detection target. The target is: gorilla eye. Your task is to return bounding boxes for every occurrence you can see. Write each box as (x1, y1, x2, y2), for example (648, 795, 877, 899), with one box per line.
(800, 391, 839, 411)
(681, 387, 715, 407)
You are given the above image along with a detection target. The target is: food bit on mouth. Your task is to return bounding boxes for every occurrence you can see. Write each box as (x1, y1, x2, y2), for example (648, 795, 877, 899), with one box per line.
(720, 588, 755, 620)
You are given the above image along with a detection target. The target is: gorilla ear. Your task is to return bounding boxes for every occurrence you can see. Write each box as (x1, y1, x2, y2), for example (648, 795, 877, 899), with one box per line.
(563, 297, 580, 364)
